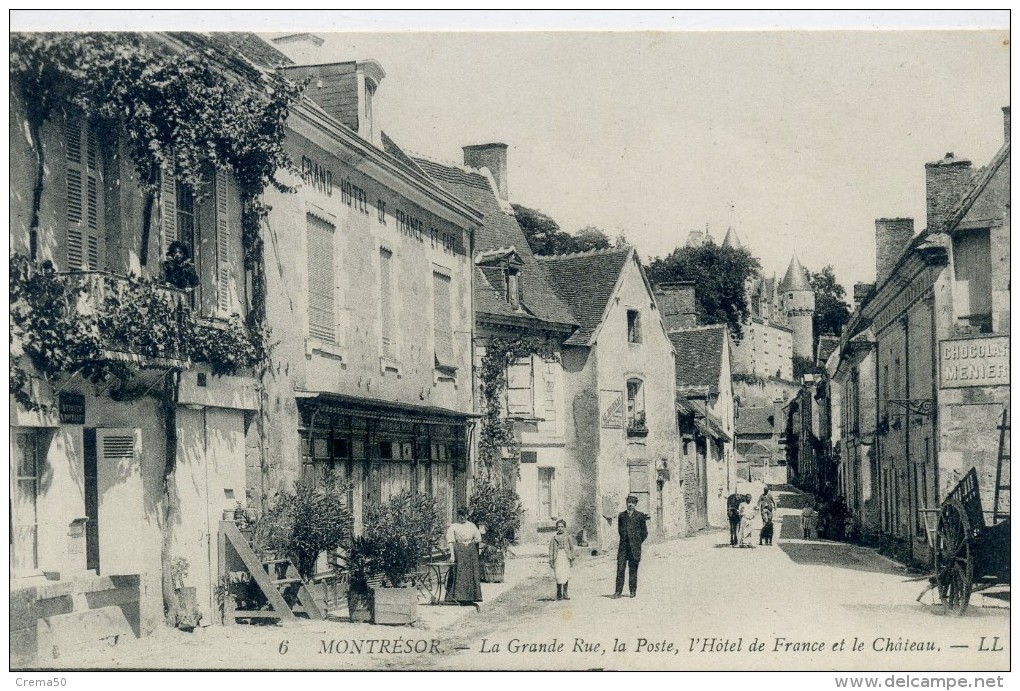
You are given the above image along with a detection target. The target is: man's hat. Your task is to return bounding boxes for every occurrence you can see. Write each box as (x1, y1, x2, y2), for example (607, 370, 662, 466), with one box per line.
(626, 495, 638, 504)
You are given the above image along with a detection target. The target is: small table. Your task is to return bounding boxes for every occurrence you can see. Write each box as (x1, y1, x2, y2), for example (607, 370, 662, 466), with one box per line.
(413, 560, 455, 604)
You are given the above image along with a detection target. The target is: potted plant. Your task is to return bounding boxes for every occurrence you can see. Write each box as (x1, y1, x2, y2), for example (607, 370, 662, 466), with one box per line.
(169, 556, 202, 631)
(626, 411, 649, 438)
(357, 491, 444, 625)
(341, 536, 374, 624)
(469, 480, 524, 583)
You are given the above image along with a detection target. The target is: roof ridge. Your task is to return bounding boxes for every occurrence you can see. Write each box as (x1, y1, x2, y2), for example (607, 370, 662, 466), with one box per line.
(536, 247, 631, 261)
(668, 324, 725, 334)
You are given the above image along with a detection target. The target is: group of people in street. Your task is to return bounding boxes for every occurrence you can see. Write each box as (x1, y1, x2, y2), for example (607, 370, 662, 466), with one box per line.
(546, 494, 649, 601)
(442, 495, 652, 608)
(727, 486, 776, 548)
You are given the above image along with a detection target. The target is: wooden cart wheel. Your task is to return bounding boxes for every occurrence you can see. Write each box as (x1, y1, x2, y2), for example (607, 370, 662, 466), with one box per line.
(935, 500, 974, 616)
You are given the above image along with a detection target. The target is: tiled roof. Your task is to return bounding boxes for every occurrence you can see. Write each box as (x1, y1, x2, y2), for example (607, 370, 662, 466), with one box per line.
(205, 32, 295, 68)
(780, 255, 811, 291)
(816, 335, 840, 365)
(735, 406, 776, 436)
(382, 132, 428, 178)
(669, 325, 725, 392)
(413, 158, 577, 330)
(537, 248, 632, 346)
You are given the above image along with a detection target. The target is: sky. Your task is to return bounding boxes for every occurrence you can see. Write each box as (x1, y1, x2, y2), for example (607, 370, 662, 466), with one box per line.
(11, 11, 1011, 292)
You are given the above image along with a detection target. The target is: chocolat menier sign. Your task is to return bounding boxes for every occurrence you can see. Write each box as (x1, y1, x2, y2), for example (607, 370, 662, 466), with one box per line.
(939, 336, 1010, 389)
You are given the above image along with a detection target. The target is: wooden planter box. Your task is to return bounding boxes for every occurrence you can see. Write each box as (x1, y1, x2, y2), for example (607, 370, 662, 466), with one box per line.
(372, 587, 417, 625)
(480, 559, 505, 583)
(348, 590, 373, 624)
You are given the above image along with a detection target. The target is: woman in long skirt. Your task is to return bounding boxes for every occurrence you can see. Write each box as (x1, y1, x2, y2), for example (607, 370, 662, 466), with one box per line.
(548, 519, 577, 600)
(445, 507, 483, 604)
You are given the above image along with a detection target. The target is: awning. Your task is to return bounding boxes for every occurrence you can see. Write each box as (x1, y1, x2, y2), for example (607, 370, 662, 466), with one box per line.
(294, 389, 481, 425)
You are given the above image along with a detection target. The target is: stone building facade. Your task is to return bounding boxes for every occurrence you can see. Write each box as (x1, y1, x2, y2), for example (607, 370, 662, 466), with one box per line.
(827, 107, 1010, 564)
(538, 249, 684, 549)
(413, 145, 579, 542)
(253, 41, 483, 531)
(10, 33, 262, 652)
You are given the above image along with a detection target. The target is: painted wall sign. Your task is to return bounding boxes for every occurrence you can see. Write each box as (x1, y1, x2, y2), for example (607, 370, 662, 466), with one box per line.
(939, 336, 1010, 388)
(600, 389, 624, 428)
(58, 392, 86, 424)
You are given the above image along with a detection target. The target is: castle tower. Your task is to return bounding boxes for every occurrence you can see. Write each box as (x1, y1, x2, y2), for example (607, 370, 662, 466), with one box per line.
(780, 255, 815, 361)
(722, 226, 743, 250)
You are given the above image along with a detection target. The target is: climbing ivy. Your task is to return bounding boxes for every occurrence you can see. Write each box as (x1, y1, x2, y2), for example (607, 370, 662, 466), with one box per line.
(9, 253, 262, 407)
(477, 337, 552, 486)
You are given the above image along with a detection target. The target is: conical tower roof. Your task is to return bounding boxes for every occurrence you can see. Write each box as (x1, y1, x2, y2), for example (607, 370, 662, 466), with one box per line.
(722, 226, 743, 250)
(780, 255, 811, 291)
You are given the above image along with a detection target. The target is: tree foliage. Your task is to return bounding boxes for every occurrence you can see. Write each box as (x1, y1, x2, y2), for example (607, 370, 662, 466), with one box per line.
(647, 242, 761, 339)
(512, 204, 618, 255)
(362, 491, 445, 588)
(810, 265, 852, 343)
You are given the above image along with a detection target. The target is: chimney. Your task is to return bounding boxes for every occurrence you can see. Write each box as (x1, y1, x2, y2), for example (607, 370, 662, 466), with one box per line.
(654, 281, 699, 331)
(853, 282, 875, 308)
(875, 218, 914, 287)
(925, 153, 973, 232)
(270, 33, 324, 64)
(281, 59, 386, 147)
(463, 144, 509, 203)
(1003, 106, 1011, 144)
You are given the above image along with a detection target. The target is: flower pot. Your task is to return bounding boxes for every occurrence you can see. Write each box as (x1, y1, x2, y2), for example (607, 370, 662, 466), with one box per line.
(348, 589, 373, 624)
(479, 559, 505, 583)
(372, 587, 417, 625)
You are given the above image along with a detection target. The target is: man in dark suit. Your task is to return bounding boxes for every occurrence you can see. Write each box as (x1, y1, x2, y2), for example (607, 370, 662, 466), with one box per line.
(613, 495, 648, 598)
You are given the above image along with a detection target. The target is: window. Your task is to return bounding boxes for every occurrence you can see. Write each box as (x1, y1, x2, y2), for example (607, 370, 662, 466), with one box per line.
(11, 431, 42, 573)
(307, 214, 337, 343)
(626, 378, 647, 436)
(538, 467, 555, 520)
(538, 359, 558, 432)
(507, 268, 521, 310)
(380, 248, 396, 359)
(433, 272, 455, 370)
(507, 358, 535, 417)
(65, 117, 103, 271)
(953, 228, 992, 332)
(627, 310, 642, 344)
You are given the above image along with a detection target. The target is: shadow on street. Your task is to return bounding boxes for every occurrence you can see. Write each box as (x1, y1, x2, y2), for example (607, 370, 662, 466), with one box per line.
(777, 540, 904, 575)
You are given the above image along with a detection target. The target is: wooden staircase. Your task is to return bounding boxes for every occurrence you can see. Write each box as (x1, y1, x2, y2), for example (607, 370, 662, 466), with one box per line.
(218, 520, 324, 625)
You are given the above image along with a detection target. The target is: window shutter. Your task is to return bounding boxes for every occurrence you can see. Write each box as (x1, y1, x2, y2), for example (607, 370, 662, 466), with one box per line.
(86, 127, 100, 270)
(215, 168, 231, 314)
(65, 119, 85, 270)
(433, 272, 454, 367)
(95, 428, 142, 576)
(306, 214, 336, 342)
(507, 358, 535, 416)
(380, 249, 395, 357)
(543, 360, 557, 422)
(160, 163, 177, 261)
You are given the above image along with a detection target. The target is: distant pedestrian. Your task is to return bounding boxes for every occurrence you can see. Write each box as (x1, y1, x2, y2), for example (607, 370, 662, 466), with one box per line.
(738, 494, 757, 548)
(726, 492, 742, 547)
(801, 503, 817, 539)
(759, 505, 774, 546)
(758, 486, 776, 515)
(612, 495, 648, 598)
(549, 519, 577, 601)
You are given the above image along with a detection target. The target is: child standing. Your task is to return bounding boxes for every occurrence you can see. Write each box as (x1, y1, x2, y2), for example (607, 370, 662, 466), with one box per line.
(548, 519, 577, 600)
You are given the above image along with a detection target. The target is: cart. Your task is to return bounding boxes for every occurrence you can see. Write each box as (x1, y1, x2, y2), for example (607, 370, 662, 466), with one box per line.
(920, 409, 1010, 615)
